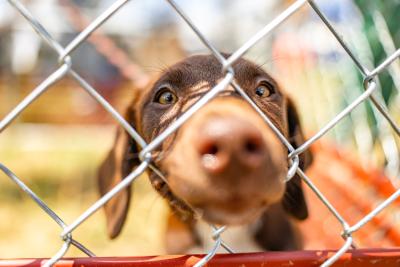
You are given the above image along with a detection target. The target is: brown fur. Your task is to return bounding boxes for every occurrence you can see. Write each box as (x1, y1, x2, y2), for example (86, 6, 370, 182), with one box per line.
(97, 54, 313, 252)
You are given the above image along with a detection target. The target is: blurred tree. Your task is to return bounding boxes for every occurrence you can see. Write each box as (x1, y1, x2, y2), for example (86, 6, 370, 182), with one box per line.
(353, 0, 400, 102)
(351, 0, 400, 177)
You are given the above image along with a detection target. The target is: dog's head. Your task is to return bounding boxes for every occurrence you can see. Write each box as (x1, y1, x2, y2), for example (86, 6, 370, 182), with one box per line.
(98, 54, 312, 238)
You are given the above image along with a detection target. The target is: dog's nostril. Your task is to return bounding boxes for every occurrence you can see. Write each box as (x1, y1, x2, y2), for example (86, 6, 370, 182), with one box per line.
(201, 143, 219, 156)
(244, 138, 262, 154)
(208, 144, 219, 155)
(199, 142, 229, 173)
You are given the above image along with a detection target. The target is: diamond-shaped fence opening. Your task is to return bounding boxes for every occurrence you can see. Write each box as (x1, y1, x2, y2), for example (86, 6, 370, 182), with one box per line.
(1, 0, 400, 266)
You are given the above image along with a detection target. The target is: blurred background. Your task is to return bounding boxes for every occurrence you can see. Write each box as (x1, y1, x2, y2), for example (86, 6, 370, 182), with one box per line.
(0, 0, 400, 258)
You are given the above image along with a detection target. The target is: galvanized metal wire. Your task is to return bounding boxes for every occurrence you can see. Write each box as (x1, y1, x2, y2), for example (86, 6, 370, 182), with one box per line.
(1, 0, 400, 266)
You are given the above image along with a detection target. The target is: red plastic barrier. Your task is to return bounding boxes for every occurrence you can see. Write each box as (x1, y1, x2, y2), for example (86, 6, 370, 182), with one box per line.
(2, 249, 400, 267)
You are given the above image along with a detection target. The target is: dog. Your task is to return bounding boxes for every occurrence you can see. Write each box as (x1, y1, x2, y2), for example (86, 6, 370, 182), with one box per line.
(97, 54, 313, 253)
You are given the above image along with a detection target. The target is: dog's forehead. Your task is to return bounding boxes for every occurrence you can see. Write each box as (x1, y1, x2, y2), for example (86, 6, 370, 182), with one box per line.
(154, 55, 272, 90)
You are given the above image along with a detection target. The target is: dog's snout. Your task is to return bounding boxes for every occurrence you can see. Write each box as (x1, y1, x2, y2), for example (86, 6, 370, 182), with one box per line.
(197, 117, 266, 174)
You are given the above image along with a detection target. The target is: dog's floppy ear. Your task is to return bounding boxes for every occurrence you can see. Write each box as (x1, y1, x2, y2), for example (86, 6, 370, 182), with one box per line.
(282, 98, 313, 220)
(97, 105, 140, 239)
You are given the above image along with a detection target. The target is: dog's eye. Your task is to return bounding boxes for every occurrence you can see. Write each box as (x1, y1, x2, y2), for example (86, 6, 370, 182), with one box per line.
(255, 82, 275, 98)
(155, 88, 178, 105)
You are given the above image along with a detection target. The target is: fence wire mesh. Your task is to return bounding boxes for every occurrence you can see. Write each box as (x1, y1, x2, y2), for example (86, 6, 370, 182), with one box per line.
(1, 0, 400, 266)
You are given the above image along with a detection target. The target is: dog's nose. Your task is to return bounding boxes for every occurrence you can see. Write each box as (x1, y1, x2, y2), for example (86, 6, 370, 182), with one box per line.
(197, 117, 266, 174)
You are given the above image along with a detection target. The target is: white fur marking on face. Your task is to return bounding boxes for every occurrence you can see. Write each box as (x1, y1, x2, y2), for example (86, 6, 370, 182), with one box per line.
(189, 221, 263, 254)
(202, 154, 218, 169)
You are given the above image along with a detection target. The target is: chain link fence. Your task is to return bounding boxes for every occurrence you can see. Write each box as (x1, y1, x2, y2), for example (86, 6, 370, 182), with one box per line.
(1, 0, 400, 266)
